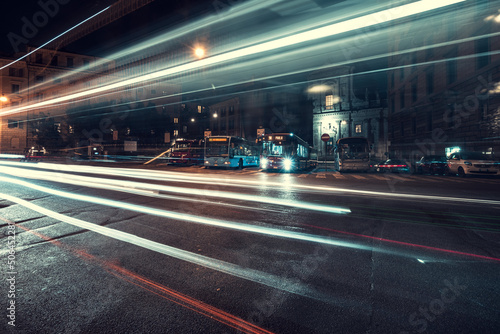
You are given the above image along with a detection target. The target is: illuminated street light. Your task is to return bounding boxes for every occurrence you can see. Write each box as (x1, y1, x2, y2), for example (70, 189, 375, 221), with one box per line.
(195, 47, 205, 59)
(307, 85, 331, 93)
(0, 95, 8, 103)
(213, 113, 218, 118)
(191, 118, 195, 122)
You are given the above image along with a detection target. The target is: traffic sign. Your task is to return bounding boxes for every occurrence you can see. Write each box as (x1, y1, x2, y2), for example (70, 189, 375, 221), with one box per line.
(321, 133, 330, 142)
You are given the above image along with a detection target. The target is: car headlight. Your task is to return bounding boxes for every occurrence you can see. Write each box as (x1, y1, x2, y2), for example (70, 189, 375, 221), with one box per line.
(260, 158, 268, 168)
(283, 158, 293, 171)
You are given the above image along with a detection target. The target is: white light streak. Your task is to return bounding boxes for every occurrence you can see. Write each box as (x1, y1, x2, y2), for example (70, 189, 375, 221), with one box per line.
(0, 175, 365, 251)
(1, 161, 499, 206)
(0, 6, 110, 71)
(1, 0, 464, 117)
(0, 192, 314, 297)
(0, 165, 350, 214)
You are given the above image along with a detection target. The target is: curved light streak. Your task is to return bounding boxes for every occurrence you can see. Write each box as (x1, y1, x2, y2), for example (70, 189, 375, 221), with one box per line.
(2, 217, 276, 334)
(1, 161, 499, 206)
(2, 0, 464, 117)
(0, 192, 311, 300)
(0, 166, 350, 215)
(0, 176, 366, 252)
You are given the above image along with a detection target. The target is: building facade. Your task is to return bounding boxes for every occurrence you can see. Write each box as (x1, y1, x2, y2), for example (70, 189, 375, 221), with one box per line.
(0, 47, 182, 155)
(387, 0, 500, 161)
(308, 66, 388, 160)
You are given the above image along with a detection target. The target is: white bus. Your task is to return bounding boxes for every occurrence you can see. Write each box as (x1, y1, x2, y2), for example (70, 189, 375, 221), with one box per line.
(258, 133, 315, 172)
(335, 137, 371, 172)
(204, 136, 259, 169)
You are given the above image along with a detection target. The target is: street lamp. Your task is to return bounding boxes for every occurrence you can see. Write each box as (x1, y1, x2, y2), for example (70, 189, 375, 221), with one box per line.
(0, 95, 8, 103)
(194, 47, 205, 59)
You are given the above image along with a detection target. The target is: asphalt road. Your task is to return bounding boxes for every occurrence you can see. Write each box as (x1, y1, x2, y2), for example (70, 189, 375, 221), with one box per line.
(1, 160, 499, 334)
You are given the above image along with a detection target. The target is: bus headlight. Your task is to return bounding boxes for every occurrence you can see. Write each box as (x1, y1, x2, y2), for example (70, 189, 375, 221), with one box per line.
(283, 158, 293, 171)
(260, 158, 268, 168)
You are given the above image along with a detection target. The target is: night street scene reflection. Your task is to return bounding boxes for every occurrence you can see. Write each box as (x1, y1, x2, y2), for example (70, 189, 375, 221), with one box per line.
(1, 1, 500, 333)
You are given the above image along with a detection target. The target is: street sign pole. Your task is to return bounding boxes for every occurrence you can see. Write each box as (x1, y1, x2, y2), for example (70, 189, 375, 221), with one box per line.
(321, 133, 330, 172)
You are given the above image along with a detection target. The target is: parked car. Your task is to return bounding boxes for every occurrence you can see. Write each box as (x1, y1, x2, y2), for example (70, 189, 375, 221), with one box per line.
(415, 155, 448, 175)
(376, 159, 411, 173)
(23, 146, 48, 162)
(447, 152, 500, 177)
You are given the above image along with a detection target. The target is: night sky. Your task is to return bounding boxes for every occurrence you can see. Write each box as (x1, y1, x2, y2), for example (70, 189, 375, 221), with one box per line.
(0, 0, 214, 57)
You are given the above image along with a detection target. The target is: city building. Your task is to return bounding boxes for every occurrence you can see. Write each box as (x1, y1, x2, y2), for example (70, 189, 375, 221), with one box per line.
(308, 66, 388, 160)
(387, 0, 500, 161)
(0, 47, 182, 155)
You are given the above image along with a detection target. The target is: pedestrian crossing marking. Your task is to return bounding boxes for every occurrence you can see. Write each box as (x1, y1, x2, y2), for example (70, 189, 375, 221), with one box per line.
(350, 175, 367, 180)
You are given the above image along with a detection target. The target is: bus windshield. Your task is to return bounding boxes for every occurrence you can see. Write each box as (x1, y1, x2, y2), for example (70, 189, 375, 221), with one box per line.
(262, 141, 294, 156)
(337, 138, 370, 159)
(205, 139, 229, 157)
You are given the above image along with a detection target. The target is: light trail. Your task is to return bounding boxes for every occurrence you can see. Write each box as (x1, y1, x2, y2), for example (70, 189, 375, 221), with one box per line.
(0, 216, 275, 334)
(0, 192, 315, 298)
(10, 27, 496, 123)
(304, 224, 500, 263)
(0, 176, 374, 254)
(0, 6, 110, 71)
(0, 166, 350, 215)
(1, 161, 499, 206)
(1, 0, 464, 117)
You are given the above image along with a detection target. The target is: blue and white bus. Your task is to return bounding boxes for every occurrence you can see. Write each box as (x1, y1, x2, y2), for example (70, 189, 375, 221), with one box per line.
(204, 136, 259, 168)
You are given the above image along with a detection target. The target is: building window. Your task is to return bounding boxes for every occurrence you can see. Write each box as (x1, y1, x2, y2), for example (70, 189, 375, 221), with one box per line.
(412, 117, 416, 135)
(35, 75, 44, 83)
(475, 37, 490, 69)
(9, 68, 15, 76)
(83, 59, 90, 67)
(229, 106, 234, 115)
(390, 71, 395, 88)
(426, 69, 434, 94)
(325, 94, 334, 109)
(198, 105, 202, 113)
(446, 52, 457, 85)
(390, 98, 395, 115)
(400, 88, 405, 109)
(401, 122, 405, 137)
(11, 84, 20, 94)
(411, 79, 418, 103)
(8, 120, 19, 128)
(355, 124, 362, 133)
(51, 56, 58, 66)
(35, 53, 43, 64)
(173, 130, 179, 136)
(151, 89, 156, 95)
(67, 57, 74, 67)
(411, 53, 417, 72)
(18, 69, 24, 77)
(35, 93, 43, 101)
(173, 118, 178, 124)
(53, 78, 62, 84)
